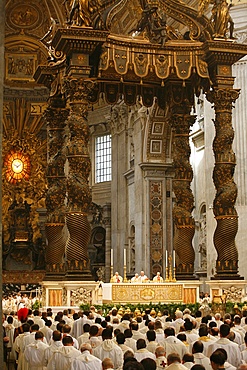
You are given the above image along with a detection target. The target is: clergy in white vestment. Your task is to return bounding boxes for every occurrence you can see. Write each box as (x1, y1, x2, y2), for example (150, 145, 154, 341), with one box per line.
(110, 272, 123, 283)
(182, 353, 194, 370)
(62, 324, 79, 349)
(44, 330, 63, 366)
(93, 328, 123, 370)
(47, 335, 81, 370)
(5, 316, 16, 361)
(102, 358, 114, 370)
(70, 343, 102, 370)
(192, 341, 211, 370)
(71, 312, 86, 339)
(146, 330, 159, 354)
(116, 332, 134, 354)
(160, 327, 187, 359)
(134, 338, 156, 362)
(153, 272, 164, 283)
(139, 271, 149, 283)
(165, 353, 188, 370)
(155, 346, 167, 370)
(13, 323, 31, 370)
(78, 324, 91, 348)
(24, 331, 49, 370)
(207, 324, 241, 368)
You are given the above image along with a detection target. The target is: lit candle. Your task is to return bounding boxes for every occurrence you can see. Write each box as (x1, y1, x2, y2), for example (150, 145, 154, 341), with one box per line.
(111, 249, 113, 267)
(173, 250, 176, 268)
(124, 249, 126, 266)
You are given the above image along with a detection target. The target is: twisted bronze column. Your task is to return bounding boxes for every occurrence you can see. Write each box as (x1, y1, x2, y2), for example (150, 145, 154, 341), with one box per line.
(207, 88, 240, 278)
(44, 99, 69, 276)
(63, 77, 93, 279)
(170, 102, 196, 279)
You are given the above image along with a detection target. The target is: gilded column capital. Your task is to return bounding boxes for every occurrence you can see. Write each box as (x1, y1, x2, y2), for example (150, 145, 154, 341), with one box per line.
(206, 88, 240, 110)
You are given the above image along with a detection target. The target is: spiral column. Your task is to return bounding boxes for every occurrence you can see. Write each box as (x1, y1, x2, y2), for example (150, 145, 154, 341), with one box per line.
(170, 101, 196, 279)
(44, 98, 69, 278)
(207, 88, 241, 278)
(63, 77, 93, 280)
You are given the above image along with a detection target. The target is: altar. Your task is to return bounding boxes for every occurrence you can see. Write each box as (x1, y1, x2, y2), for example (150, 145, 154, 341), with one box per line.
(102, 281, 200, 304)
(41, 280, 200, 308)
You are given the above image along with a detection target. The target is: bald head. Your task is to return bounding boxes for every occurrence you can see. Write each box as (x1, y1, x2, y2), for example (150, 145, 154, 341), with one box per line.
(102, 357, 114, 370)
(155, 346, 166, 358)
(80, 343, 92, 353)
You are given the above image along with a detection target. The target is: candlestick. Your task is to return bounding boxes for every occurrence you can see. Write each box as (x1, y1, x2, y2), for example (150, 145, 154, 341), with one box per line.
(124, 248, 126, 266)
(173, 250, 175, 268)
(111, 249, 113, 267)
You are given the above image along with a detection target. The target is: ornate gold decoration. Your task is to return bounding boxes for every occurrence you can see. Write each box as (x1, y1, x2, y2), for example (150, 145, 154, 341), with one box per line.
(112, 283, 183, 303)
(2, 271, 45, 284)
(65, 0, 102, 28)
(199, 0, 234, 39)
(4, 151, 30, 184)
(71, 287, 92, 305)
(2, 98, 46, 248)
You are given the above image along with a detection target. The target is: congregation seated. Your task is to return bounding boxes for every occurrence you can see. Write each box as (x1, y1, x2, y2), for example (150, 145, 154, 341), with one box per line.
(4, 293, 247, 370)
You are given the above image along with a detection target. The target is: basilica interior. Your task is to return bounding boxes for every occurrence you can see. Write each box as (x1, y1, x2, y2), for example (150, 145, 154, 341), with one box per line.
(1, 0, 247, 305)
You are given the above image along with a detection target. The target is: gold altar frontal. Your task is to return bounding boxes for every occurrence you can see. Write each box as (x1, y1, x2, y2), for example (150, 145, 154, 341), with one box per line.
(112, 283, 183, 303)
(104, 282, 200, 304)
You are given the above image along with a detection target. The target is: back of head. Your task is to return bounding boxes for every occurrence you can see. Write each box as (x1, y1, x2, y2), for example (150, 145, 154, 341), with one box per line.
(102, 327, 113, 340)
(155, 346, 166, 357)
(62, 324, 71, 334)
(124, 328, 132, 338)
(80, 343, 92, 353)
(154, 320, 163, 330)
(177, 333, 187, 342)
(137, 338, 146, 350)
(192, 341, 204, 354)
(176, 311, 183, 319)
(45, 319, 52, 327)
(102, 357, 114, 370)
(164, 327, 175, 337)
(131, 322, 139, 331)
(62, 335, 74, 346)
(116, 332, 126, 345)
(123, 361, 144, 370)
(210, 350, 226, 366)
(83, 323, 90, 333)
(31, 324, 39, 332)
(183, 353, 194, 363)
(211, 327, 219, 337)
(184, 320, 193, 331)
(33, 309, 40, 317)
(35, 331, 44, 340)
(167, 353, 181, 365)
(53, 330, 62, 341)
(89, 325, 99, 337)
(220, 324, 230, 338)
(124, 350, 135, 362)
(22, 323, 30, 333)
(234, 316, 241, 325)
(199, 326, 208, 337)
(217, 348, 227, 361)
(141, 358, 157, 370)
(191, 365, 206, 370)
(147, 330, 156, 342)
(7, 316, 14, 324)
